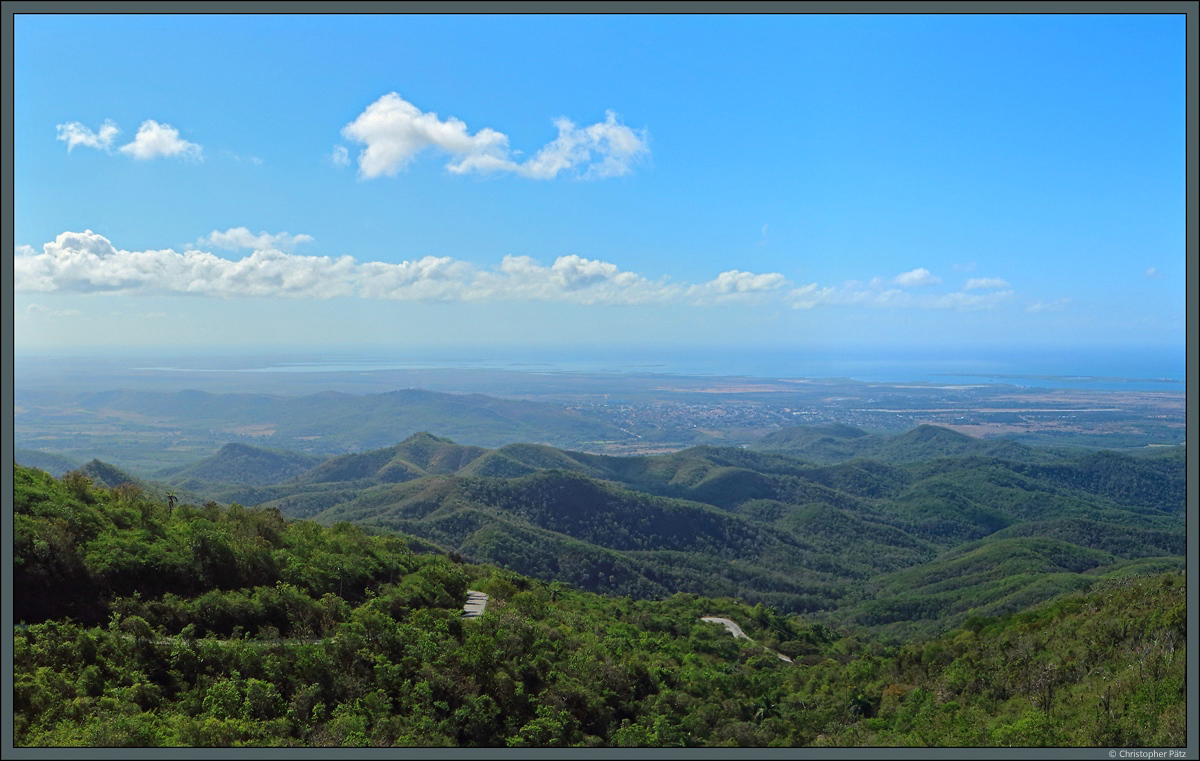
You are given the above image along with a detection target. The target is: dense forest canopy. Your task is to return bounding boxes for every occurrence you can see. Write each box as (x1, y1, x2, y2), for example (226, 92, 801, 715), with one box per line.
(11, 460, 1187, 748)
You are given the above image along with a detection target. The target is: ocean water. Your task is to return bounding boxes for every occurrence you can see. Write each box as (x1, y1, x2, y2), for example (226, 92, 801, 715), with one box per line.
(125, 345, 1187, 392)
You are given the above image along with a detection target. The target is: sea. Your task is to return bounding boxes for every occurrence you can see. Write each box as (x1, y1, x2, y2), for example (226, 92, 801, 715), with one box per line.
(111, 344, 1188, 392)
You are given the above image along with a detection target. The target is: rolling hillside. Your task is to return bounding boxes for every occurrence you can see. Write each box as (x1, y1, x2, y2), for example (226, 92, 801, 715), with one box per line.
(172, 430, 1189, 636)
(156, 443, 329, 489)
(749, 423, 1063, 464)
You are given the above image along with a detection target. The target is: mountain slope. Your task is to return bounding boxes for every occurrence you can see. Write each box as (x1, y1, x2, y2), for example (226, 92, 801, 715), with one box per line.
(750, 423, 1061, 464)
(157, 442, 328, 487)
(14, 448, 81, 477)
(92, 429, 1188, 633)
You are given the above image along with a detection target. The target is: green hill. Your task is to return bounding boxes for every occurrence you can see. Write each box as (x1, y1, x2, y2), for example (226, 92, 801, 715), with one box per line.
(751, 423, 1060, 464)
(79, 459, 143, 489)
(157, 443, 328, 487)
(14, 448, 81, 477)
(36, 428, 1186, 643)
(223, 431, 1185, 633)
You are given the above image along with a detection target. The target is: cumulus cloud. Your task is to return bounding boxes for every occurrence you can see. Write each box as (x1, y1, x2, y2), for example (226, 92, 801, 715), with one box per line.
(340, 93, 512, 178)
(199, 227, 315, 252)
(686, 270, 788, 303)
(340, 93, 648, 180)
(465, 254, 674, 305)
(118, 120, 202, 160)
(15, 230, 354, 298)
(56, 120, 119, 152)
(786, 283, 836, 309)
(518, 110, 649, 179)
(330, 145, 350, 166)
(15, 230, 1027, 315)
(11, 230, 697, 306)
(892, 268, 942, 287)
(963, 277, 1010, 290)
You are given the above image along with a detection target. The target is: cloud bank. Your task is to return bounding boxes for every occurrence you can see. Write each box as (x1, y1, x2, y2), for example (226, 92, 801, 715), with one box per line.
(338, 93, 649, 180)
(15, 231, 1019, 312)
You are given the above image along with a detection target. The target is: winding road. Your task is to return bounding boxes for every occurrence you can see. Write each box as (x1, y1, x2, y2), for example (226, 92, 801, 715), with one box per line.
(701, 616, 794, 663)
(86, 593, 791, 664)
(460, 594, 793, 664)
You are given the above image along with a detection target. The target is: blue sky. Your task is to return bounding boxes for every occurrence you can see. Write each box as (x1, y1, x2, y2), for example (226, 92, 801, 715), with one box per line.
(12, 13, 1186, 356)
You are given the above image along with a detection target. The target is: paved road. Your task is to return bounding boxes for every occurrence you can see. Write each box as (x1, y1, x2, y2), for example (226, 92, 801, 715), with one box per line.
(701, 616, 749, 639)
(701, 616, 794, 663)
(461, 590, 489, 619)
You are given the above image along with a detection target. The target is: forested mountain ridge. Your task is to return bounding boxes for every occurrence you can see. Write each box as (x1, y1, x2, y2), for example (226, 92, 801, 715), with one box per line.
(155, 442, 329, 489)
(157, 430, 1186, 639)
(14, 447, 81, 477)
(750, 423, 1066, 464)
(12, 464, 1185, 748)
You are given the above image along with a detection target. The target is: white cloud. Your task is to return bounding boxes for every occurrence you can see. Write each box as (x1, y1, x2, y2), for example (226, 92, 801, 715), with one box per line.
(14, 230, 1022, 316)
(687, 270, 788, 303)
(518, 111, 649, 179)
(963, 277, 1010, 290)
(199, 227, 315, 252)
(15, 230, 354, 298)
(892, 268, 942, 287)
(1025, 298, 1070, 313)
(330, 145, 350, 166)
(340, 93, 512, 178)
(1144, 266, 1164, 279)
(466, 254, 674, 305)
(118, 120, 202, 160)
(340, 93, 648, 180)
(786, 283, 835, 309)
(12, 230, 680, 305)
(56, 120, 119, 152)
